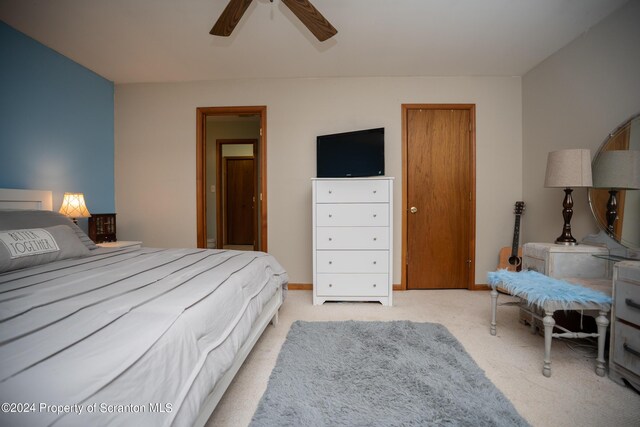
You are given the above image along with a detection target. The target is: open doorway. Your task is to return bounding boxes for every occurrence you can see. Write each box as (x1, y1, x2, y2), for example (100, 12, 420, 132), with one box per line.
(218, 140, 257, 250)
(196, 106, 267, 252)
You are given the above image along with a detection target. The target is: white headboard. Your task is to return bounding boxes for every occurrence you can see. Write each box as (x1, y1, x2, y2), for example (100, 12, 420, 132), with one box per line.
(0, 189, 53, 211)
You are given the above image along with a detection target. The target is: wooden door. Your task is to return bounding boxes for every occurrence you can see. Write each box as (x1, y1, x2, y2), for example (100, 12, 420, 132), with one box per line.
(225, 157, 255, 245)
(404, 106, 475, 289)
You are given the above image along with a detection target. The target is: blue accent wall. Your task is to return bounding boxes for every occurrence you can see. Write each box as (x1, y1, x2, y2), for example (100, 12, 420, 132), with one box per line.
(0, 21, 114, 214)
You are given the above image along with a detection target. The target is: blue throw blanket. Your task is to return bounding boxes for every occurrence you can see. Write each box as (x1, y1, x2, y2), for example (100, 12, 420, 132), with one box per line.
(487, 269, 611, 309)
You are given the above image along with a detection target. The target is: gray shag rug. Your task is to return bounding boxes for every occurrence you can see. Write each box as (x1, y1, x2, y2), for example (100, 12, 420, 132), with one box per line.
(250, 321, 529, 426)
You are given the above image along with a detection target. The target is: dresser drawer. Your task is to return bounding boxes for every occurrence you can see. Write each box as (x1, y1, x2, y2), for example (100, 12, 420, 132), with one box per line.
(522, 243, 609, 278)
(315, 180, 389, 203)
(618, 264, 640, 283)
(316, 250, 388, 273)
(316, 227, 389, 250)
(613, 321, 640, 377)
(316, 203, 388, 227)
(615, 280, 640, 325)
(316, 274, 389, 297)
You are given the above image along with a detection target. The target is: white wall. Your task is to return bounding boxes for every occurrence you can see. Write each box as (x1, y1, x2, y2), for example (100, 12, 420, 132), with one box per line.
(115, 76, 522, 285)
(522, 1, 640, 245)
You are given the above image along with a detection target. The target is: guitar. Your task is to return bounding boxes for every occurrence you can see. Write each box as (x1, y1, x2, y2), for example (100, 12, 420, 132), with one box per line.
(498, 201, 525, 272)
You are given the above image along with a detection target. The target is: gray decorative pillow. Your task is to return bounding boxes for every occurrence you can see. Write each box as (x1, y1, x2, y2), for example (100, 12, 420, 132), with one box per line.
(0, 210, 97, 250)
(0, 225, 91, 273)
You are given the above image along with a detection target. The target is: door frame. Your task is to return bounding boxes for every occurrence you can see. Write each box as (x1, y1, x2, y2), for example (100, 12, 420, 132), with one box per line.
(219, 147, 257, 249)
(196, 106, 267, 251)
(400, 104, 477, 290)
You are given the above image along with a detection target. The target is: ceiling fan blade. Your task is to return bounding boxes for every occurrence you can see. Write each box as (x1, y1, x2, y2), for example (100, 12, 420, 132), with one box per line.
(281, 0, 337, 41)
(210, 0, 254, 36)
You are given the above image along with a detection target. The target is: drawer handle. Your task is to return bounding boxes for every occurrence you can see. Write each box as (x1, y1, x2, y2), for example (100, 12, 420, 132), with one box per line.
(623, 343, 640, 359)
(626, 298, 640, 310)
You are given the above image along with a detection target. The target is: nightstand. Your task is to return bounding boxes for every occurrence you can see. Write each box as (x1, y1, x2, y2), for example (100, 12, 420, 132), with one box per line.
(97, 241, 142, 249)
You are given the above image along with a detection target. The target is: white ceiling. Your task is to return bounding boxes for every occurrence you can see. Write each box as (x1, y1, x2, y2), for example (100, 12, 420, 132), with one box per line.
(0, 0, 628, 84)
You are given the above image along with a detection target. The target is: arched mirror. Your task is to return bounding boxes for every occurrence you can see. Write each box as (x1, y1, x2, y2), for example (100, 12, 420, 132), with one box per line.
(588, 113, 640, 251)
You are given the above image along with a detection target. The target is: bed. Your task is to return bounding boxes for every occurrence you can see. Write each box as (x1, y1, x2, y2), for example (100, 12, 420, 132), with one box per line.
(0, 189, 288, 427)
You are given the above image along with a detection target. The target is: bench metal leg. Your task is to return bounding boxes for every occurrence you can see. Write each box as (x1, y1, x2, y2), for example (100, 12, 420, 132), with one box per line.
(543, 310, 555, 377)
(595, 310, 609, 377)
(490, 288, 498, 336)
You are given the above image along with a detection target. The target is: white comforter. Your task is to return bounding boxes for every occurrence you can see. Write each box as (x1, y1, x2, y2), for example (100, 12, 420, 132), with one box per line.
(0, 247, 288, 427)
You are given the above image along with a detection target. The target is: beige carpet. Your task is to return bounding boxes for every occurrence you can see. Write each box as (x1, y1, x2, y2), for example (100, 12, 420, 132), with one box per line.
(206, 290, 640, 427)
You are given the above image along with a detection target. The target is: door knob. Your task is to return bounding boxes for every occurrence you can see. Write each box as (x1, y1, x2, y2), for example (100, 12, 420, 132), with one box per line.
(410, 207, 418, 214)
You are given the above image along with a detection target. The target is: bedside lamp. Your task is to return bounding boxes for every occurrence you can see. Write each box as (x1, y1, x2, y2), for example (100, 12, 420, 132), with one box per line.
(592, 150, 640, 235)
(544, 149, 592, 245)
(59, 193, 91, 224)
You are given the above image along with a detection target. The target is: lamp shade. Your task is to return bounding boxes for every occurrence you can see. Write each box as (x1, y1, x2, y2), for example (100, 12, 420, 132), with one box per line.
(592, 150, 640, 190)
(58, 193, 91, 219)
(544, 149, 593, 188)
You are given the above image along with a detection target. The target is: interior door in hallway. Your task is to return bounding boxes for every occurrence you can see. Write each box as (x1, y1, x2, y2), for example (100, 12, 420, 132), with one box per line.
(404, 106, 475, 289)
(225, 157, 255, 246)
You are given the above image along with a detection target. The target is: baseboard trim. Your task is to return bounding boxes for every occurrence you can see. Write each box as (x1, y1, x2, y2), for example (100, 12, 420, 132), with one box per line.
(288, 283, 312, 290)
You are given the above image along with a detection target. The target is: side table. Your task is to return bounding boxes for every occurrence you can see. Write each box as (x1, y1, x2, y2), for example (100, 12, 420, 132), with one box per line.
(97, 241, 142, 250)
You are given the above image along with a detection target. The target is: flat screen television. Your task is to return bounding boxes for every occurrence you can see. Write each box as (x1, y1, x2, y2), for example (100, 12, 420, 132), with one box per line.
(316, 128, 384, 178)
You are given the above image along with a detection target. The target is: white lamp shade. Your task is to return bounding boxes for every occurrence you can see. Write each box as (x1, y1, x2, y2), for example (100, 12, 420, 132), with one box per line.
(59, 193, 91, 219)
(544, 149, 593, 188)
(592, 150, 640, 190)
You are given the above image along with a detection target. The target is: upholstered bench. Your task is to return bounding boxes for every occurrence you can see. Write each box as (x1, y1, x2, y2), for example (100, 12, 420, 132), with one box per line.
(487, 270, 611, 378)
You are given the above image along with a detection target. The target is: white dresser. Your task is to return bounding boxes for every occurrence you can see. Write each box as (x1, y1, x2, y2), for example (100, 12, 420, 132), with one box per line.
(609, 261, 640, 390)
(312, 177, 393, 306)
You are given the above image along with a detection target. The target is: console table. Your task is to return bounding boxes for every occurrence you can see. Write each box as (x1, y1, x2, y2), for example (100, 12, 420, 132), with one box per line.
(522, 242, 610, 279)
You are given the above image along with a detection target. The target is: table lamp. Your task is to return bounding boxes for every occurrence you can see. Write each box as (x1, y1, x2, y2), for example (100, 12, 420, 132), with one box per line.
(544, 149, 592, 245)
(59, 192, 91, 224)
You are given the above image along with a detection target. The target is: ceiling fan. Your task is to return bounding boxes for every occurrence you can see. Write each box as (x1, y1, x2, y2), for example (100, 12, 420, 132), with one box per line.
(210, 0, 337, 42)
